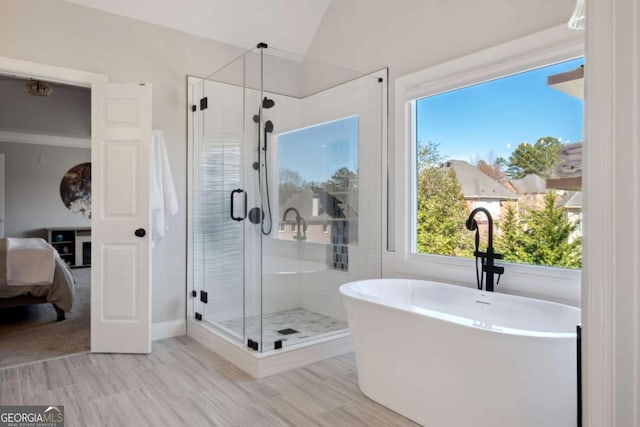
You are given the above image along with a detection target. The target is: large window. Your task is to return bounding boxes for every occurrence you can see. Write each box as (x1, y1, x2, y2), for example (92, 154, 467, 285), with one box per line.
(392, 28, 584, 304)
(415, 58, 584, 269)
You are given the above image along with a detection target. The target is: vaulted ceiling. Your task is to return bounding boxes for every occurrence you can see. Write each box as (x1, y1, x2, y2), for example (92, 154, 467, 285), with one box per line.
(64, 0, 331, 56)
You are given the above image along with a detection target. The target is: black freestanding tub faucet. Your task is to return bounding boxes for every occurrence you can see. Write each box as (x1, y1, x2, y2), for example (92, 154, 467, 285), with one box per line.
(465, 207, 504, 292)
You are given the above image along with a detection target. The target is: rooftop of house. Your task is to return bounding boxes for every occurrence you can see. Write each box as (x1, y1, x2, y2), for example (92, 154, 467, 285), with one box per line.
(444, 160, 518, 201)
(558, 191, 583, 209)
(280, 186, 357, 222)
(509, 174, 548, 194)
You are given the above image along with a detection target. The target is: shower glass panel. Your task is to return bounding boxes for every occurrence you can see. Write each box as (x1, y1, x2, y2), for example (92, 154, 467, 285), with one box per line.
(190, 50, 262, 348)
(259, 49, 384, 351)
(190, 44, 385, 353)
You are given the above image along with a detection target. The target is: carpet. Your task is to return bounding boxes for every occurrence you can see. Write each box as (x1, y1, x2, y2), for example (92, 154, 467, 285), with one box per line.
(0, 268, 90, 368)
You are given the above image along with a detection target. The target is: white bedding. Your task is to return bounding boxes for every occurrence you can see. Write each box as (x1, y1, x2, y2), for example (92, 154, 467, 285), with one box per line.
(6, 237, 56, 286)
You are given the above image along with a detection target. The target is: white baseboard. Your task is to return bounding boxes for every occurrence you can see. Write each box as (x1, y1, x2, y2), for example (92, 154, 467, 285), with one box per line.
(187, 319, 353, 378)
(152, 319, 186, 341)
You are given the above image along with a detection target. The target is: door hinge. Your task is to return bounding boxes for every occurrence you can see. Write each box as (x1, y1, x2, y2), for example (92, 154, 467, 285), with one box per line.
(200, 290, 208, 304)
(199, 97, 208, 110)
(191, 105, 196, 112)
(191, 290, 197, 298)
(195, 312, 202, 321)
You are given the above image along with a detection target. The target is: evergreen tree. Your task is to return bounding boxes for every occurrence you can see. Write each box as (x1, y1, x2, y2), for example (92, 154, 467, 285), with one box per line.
(506, 136, 562, 179)
(496, 201, 526, 262)
(325, 167, 357, 195)
(416, 141, 474, 256)
(518, 191, 582, 268)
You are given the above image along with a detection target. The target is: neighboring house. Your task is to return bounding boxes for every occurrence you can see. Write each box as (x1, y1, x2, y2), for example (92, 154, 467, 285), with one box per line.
(558, 191, 583, 242)
(279, 187, 333, 244)
(508, 174, 548, 209)
(278, 186, 358, 245)
(444, 160, 519, 221)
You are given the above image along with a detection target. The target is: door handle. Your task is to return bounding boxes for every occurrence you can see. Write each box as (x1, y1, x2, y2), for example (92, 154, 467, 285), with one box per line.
(134, 228, 146, 237)
(230, 189, 247, 221)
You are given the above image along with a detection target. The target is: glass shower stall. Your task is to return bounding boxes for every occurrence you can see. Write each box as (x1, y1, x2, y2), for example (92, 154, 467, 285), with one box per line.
(188, 44, 386, 354)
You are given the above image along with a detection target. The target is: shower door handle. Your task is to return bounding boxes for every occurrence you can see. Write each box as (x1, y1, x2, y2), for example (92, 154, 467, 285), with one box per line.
(230, 189, 247, 221)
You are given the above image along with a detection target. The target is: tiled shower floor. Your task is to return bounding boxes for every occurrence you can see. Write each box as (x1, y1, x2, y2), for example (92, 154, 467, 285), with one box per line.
(216, 308, 348, 351)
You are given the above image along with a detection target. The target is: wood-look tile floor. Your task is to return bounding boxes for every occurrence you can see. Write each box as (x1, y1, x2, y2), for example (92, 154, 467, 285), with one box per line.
(0, 336, 420, 427)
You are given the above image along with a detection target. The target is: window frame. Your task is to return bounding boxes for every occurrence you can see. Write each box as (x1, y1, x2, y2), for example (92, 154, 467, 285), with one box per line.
(387, 25, 584, 306)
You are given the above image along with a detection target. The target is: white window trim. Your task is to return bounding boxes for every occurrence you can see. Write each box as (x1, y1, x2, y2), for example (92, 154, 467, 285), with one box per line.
(387, 25, 584, 307)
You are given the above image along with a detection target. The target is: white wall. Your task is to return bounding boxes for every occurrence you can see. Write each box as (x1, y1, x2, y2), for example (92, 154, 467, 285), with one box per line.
(305, 0, 576, 252)
(0, 77, 90, 137)
(0, 141, 91, 237)
(0, 0, 248, 323)
(306, 0, 575, 84)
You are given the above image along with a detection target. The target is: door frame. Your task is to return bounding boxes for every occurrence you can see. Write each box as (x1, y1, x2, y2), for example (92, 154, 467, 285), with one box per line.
(0, 54, 108, 340)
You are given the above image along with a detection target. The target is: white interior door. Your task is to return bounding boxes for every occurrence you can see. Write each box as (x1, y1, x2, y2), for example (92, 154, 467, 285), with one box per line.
(91, 83, 152, 353)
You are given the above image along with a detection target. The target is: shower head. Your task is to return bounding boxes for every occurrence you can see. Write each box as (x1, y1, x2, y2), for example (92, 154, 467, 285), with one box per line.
(253, 97, 275, 123)
(262, 97, 275, 109)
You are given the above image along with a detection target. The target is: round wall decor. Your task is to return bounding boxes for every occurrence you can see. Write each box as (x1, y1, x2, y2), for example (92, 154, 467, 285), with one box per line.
(60, 162, 91, 219)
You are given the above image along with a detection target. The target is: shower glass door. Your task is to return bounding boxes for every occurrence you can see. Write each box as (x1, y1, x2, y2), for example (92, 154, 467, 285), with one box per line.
(191, 49, 263, 350)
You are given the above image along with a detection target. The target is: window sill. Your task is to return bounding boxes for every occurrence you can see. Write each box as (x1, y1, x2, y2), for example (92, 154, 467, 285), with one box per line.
(383, 250, 581, 308)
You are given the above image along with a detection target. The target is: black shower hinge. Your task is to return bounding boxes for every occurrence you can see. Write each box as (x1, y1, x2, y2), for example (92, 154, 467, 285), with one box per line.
(195, 312, 202, 321)
(200, 97, 208, 110)
(191, 290, 197, 297)
(200, 290, 208, 304)
(191, 105, 196, 112)
(274, 340, 282, 350)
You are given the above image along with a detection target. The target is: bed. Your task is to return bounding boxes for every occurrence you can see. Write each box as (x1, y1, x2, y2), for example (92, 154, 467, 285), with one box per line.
(0, 238, 75, 321)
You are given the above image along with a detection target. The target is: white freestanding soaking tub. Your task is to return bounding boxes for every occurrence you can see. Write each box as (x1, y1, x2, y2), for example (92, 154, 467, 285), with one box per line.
(340, 279, 580, 427)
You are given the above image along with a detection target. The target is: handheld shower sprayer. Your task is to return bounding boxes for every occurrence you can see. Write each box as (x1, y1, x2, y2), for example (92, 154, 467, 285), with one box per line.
(253, 98, 275, 236)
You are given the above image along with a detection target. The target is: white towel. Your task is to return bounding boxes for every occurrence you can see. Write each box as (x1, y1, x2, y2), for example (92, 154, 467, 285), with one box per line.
(150, 130, 179, 247)
(6, 238, 55, 286)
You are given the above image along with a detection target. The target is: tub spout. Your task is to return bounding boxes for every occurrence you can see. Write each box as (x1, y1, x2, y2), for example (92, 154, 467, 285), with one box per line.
(466, 207, 504, 292)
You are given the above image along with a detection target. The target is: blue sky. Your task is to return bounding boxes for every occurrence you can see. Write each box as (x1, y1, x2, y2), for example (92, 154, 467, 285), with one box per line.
(416, 57, 584, 162)
(277, 116, 358, 183)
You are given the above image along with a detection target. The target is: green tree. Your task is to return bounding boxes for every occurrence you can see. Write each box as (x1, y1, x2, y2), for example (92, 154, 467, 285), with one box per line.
(416, 141, 474, 256)
(506, 136, 562, 179)
(518, 191, 581, 268)
(496, 201, 527, 262)
(325, 167, 357, 194)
